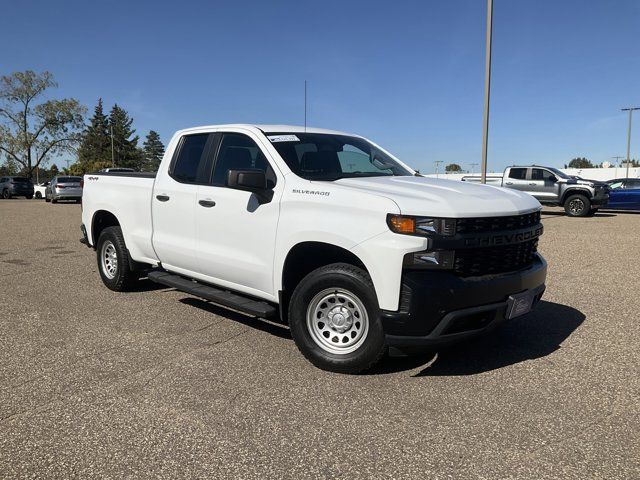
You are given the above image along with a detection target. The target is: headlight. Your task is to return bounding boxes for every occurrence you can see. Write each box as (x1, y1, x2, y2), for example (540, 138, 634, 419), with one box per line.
(387, 214, 456, 236)
(403, 250, 455, 270)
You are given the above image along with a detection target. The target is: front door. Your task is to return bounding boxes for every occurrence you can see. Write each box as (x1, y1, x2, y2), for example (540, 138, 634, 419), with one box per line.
(151, 132, 215, 273)
(194, 131, 281, 299)
(528, 168, 559, 201)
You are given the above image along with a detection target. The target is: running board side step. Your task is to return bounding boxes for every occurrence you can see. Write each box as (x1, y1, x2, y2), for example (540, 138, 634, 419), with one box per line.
(147, 270, 277, 318)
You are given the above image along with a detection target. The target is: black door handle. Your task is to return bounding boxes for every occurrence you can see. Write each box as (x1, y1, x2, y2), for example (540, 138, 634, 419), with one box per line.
(156, 194, 170, 202)
(198, 199, 216, 208)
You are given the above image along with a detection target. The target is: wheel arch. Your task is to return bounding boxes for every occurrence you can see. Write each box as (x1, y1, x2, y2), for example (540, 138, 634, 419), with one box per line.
(91, 210, 121, 249)
(561, 188, 592, 204)
(278, 241, 372, 322)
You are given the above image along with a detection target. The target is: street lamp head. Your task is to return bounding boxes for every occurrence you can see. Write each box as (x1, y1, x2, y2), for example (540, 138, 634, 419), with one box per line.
(621, 107, 640, 111)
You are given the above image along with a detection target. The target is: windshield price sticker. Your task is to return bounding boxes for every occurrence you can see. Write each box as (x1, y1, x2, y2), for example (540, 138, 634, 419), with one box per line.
(267, 135, 300, 143)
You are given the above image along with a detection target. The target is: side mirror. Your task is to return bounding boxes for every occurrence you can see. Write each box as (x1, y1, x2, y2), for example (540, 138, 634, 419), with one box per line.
(226, 169, 273, 203)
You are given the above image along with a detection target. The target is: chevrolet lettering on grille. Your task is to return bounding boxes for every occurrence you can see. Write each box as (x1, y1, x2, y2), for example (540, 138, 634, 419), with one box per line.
(464, 225, 543, 247)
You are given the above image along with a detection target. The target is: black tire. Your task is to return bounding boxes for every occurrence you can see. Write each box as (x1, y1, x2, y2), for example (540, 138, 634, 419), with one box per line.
(35, 192, 42, 199)
(564, 194, 591, 217)
(96, 226, 138, 291)
(288, 263, 385, 374)
(51, 197, 57, 204)
(2, 189, 10, 199)
(45, 195, 51, 203)
(26, 195, 33, 199)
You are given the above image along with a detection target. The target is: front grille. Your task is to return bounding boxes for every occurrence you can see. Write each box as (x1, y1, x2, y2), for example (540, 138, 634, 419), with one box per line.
(453, 238, 539, 276)
(455, 211, 540, 235)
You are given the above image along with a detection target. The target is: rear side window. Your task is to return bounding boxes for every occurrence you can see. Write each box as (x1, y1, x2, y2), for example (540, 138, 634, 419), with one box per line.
(57, 177, 81, 183)
(171, 134, 211, 184)
(508, 168, 527, 180)
(12, 177, 31, 183)
(627, 179, 640, 189)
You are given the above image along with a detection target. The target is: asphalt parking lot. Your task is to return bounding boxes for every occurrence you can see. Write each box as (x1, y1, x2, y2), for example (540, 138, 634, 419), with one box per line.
(0, 199, 638, 479)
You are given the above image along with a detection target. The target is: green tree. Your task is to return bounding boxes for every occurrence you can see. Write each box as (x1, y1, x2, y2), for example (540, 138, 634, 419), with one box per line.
(77, 98, 111, 172)
(142, 130, 164, 172)
(0, 70, 86, 179)
(109, 104, 142, 169)
(567, 157, 593, 169)
(445, 163, 462, 172)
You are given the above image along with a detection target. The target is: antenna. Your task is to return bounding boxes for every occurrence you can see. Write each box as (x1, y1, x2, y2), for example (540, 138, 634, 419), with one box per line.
(304, 80, 307, 132)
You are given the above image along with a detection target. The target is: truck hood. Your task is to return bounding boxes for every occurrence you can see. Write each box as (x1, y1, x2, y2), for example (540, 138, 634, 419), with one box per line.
(559, 178, 607, 187)
(333, 176, 541, 217)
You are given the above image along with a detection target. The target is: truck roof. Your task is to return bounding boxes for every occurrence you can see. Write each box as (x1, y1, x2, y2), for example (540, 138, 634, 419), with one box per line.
(176, 124, 358, 137)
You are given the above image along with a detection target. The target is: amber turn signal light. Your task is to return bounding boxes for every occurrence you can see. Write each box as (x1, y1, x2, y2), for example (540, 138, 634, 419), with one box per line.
(387, 215, 416, 234)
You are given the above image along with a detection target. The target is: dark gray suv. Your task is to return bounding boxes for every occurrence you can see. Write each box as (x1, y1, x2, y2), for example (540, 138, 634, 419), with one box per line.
(0, 176, 34, 199)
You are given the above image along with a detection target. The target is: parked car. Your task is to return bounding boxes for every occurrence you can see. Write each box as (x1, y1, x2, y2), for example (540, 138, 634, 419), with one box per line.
(603, 178, 640, 210)
(33, 182, 49, 199)
(463, 166, 609, 217)
(45, 176, 83, 203)
(0, 176, 34, 199)
(81, 124, 547, 374)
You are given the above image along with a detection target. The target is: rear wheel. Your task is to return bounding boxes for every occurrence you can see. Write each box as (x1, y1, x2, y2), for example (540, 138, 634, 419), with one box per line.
(564, 194, 591, 217)
(26, 195, 33, 199)
(35, 192, 42, 199)
(51, 197, 57, 204)
(288, 263, 385, 374)
(96, 226, 138, 291)
(2, 189, 10, 199)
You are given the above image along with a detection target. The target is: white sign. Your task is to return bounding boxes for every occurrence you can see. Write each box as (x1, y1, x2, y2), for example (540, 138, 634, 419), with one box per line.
(267, 135, 300, 143)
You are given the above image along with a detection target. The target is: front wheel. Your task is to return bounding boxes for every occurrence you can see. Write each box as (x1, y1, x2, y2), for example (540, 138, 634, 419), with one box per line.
(96, 226, 138, 291)
(35, 192, 42, 199)
(288, 263, 385, 374)
(564, 194, 591, 217)
(2, 189, 10, 199)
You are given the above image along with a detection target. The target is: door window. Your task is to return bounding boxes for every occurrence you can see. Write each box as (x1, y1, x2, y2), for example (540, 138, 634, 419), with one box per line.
(211, 133, 276, 188)
(508, 168, 527, 180)
(170, 134, 211, 184)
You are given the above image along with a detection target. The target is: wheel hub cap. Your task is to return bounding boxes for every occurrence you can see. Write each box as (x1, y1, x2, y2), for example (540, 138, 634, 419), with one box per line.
(306, 288, 369, 355)
(327, 306, 353, 333)
(101, 241, 118, 279)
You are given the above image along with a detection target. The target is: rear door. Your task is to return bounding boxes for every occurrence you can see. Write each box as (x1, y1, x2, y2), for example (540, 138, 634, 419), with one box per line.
(151, 132, 216, 274)
(503, 167, 529, 193)
(194, 131, 282, 299)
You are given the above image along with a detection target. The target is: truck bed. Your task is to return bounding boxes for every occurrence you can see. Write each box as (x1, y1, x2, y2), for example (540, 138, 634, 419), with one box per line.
(82, 172, 159, 265)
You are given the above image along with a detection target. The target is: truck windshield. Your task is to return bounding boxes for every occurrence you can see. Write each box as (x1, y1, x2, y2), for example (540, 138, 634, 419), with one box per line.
(547, 167, 571, 179)
(266, 133, 413, 181)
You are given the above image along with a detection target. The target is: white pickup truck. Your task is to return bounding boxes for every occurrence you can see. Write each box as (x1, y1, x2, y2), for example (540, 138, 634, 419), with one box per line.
(81, 124, 547, 373)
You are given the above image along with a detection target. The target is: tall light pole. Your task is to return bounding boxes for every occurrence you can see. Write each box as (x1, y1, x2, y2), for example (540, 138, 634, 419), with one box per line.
(434, 160, 443, 178)
(480, 0, 493, 184)
(621, 107, 639, 180)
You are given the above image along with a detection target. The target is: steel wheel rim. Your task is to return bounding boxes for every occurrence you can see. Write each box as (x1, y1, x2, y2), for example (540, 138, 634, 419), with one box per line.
(569, 198, 584, 214)
(306, 288, 369, 355)
(101, 241, 118, 279)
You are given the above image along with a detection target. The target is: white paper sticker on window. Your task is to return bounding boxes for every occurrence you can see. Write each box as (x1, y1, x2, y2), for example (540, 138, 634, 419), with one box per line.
(267, 135, 300, 143)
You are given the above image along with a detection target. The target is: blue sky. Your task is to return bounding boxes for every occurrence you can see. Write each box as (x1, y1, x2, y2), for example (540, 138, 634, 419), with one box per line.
(2, 0, 639, 173)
